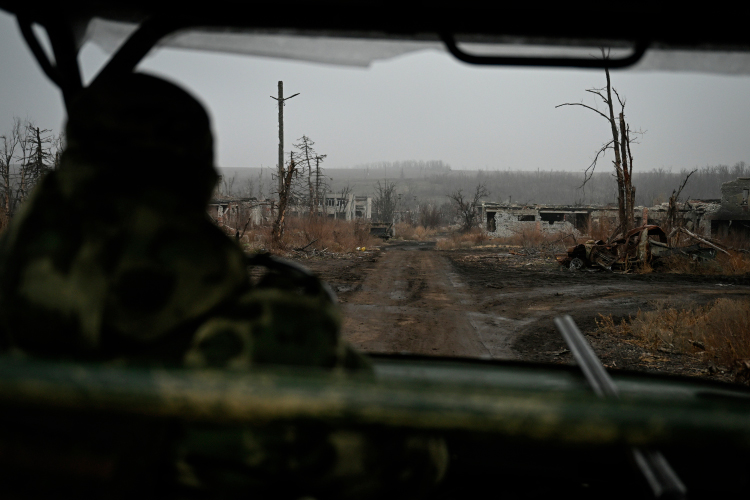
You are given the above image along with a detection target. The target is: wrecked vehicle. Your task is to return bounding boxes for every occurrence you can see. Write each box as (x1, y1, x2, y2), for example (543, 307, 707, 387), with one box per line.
(556, 225, 716, 271)
(369, 222, 395, 240)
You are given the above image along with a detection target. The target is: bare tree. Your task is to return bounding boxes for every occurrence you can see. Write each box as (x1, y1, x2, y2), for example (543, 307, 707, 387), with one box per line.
(0, 118, 21, 227)
(557, 48, 642, 239)
(294, 135, 317, 215)
(235, 177, 254, 199)
(449, 183, 489, 232)
(271, 152, 301, 245)
(374, 180, 398, 223)
(52, 131, 64, 170)
(335, 183, 353, 220)
(290, 135, 328, 217)
(419, 203, 442, 229)
(0, 118, 59, 227)
(665, 168, 697, 237)
(218, 172, 238, 197)
(313, 153, 327, 216)
(25, 125, 56, 193)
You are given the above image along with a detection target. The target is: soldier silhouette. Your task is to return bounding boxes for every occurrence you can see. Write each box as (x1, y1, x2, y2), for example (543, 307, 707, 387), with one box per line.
(0, 73, 446, 499)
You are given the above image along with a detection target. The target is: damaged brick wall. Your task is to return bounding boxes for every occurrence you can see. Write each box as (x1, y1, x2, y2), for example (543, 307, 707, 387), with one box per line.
(483, 207, 579, 238)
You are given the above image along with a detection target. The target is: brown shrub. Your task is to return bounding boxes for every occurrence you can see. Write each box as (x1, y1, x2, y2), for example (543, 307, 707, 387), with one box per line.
(241, 217, 378, 253)
(395, 223, 437, 241)
(419, 205, 443, 229)
(493, 226, 576, 253)
(720, 252, 750, 274)
(395, 222, 416, 240)
(435, 228, 488, 250)
(596, 298, 750, 369)
(718, 232, 750, 252)
(656, 251, 750, 275)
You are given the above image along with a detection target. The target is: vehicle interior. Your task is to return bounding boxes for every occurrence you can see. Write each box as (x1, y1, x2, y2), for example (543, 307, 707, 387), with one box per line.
(1, 2, 750, 499)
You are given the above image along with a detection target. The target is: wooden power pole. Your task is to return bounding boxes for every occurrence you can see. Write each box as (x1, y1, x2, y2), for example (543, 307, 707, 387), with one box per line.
(270, 81, 299, 196)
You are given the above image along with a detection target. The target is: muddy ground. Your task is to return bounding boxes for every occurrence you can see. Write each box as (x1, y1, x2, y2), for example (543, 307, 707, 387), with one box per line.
(289, 240, 750, 383)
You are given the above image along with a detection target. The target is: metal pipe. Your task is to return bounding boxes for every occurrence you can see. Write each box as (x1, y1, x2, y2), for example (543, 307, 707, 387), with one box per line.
(554, 315, 686, 500)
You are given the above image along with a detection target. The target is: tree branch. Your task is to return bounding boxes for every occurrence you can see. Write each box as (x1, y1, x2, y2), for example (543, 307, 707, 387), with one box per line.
(584, 88, 608, 103)
(581, 139, 615, 187)
(612, 87, 626, 110)
(555, 102, 611, 122)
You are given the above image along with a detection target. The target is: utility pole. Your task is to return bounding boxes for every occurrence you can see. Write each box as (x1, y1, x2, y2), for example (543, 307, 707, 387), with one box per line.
(270, 81, 299, 196)
(314, 154, 326, 216)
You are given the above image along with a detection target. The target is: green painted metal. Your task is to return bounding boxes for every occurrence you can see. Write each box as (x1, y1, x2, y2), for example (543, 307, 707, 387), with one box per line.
(1, 355, 749, 449)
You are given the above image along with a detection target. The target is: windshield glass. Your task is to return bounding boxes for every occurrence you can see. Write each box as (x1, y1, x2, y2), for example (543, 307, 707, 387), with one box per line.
(2, 11, 749, 386)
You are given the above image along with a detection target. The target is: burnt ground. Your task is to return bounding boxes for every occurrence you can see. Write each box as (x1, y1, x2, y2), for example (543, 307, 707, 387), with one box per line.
(290, 240, 750, 383)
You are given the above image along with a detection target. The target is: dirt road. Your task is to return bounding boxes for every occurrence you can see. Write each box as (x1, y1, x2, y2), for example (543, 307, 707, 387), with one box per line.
(341, 241, 499, 358)
(301, 241, 750, 379)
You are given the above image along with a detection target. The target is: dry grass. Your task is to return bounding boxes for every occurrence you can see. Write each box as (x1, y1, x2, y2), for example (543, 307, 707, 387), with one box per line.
(596, 298, 750, 369)
(436, 226, 577, 252)
(656, 251, 750, 275)
(239, 217, 379, 254)
(588, 217, 618, 241)
(395, 223, 438, 241)
(435, 228, 489, 250)
(495, 226, 577, 252)
(718, 232, 750, 252)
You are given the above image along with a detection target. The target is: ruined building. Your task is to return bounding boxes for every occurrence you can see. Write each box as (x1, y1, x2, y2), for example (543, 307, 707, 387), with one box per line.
(479, 177, 750, 240)
(710, 177, 750, 238)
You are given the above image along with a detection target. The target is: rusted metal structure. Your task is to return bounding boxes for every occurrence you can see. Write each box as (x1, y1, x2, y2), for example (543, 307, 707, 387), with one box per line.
(555, 225, 722, 270)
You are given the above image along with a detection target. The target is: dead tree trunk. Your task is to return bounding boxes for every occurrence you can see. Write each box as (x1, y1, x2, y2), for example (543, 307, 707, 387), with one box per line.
(603, 67, 627, 233)
(665, 169, 697, 244)
(618, 112, 636, 230)
(557, 50, 640, 240)
(271, 153, 297, 246)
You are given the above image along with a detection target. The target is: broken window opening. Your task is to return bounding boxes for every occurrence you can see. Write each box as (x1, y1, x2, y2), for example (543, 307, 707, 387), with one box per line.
(486, 212, 497, 232)
(574, 213, 590, 231)
(539, 212, 565, 225)
(518, 215, 535, 222)
(711, 219, 750, 239)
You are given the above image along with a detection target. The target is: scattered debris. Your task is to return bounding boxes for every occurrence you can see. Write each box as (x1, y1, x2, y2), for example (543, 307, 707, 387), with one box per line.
(677, 227, 729, 256)
(688, 339, 706, 350)
(707, 360, 720, 375)
(294, 238, 318, 252)
(555, 224, 723, 271)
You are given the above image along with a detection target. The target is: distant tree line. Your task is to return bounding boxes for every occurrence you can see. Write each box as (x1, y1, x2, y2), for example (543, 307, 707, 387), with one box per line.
(351, 160, 452, 180)
(384, 163, 749, 207)
(219, 161, 750, 213)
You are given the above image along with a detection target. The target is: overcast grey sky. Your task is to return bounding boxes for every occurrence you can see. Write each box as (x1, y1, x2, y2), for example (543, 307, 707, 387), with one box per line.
(2, 11, 750, 173)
